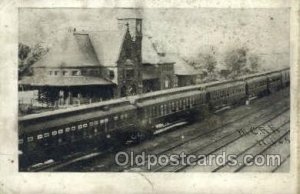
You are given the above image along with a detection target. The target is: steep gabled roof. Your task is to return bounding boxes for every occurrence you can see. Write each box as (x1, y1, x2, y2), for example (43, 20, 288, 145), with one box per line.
(142, 35, 160, 64)
(34, 32, 100, 68)
(167, 53, 199, 75)
(88, 30, 127, 66)
(142, 35, 175, 65)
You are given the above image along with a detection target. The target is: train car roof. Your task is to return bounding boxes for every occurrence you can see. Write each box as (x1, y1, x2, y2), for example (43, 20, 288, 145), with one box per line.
(136, 90, 203, 107)
(19, 97, 131, 122)
(20, 104, 136, 134)
(202, 79, 244, 88)
(132, 84, 204, 101)
(238, 68, 289, 80)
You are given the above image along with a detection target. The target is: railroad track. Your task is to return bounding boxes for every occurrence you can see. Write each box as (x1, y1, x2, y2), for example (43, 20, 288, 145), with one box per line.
(271, 154, 290, 172)
(212, 123, 290, 173)
(116, 99, 289, 172)
(150, 109, 289, 172)
(234, 129, 290, 172)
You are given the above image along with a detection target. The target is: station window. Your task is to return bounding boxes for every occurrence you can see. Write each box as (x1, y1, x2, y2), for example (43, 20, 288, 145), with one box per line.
(109, 70, 115, 79)
(126, 69, 135, 79)
(44, 133, 50, 138)
(52, 131, 57, 136)
(37, 134, 43, 140)
(62, 71, 68, 76)
(65, 127, 70, 133)
(27, 136, 33, 142)
(72, 70, 80, 76)
(58, 129, 64, 134)
(81, 69, 87, 75)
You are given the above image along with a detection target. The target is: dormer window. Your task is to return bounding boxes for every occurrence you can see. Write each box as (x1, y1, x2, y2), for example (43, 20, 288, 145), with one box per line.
(49, 71, 52, 75)
(54, 71, 59, 76)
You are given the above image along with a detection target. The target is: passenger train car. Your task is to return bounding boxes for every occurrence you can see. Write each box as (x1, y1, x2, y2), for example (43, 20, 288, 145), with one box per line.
(18, 68, 290, 168)
(238, 72, 269, 98)
(267, 71, 283, 93)
(19, 98, 137, 167)
(204, 80, 246, 109)
(134, 85, 207, 136)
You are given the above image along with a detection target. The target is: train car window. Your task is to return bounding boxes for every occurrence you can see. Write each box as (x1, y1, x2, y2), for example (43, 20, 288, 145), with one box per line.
(52, 131, 57, 136)
(152, 107, 155, 116)
(27, 136, 33, 142)
(175, 101, 178, 110)
(58, 129, 64, 134)
(89, 122, 94, 126)
(44, 132, 50, 138)
(104, 118, 109, 123)
(37, 134, 43, 140)
(71, 126, 76, 131)
(83, 123, 88, 128)
(114, 116, 119, 121)
(78, 124, 83, 129)
(18, 139, 23, 144)
(65, 127, 70, 133)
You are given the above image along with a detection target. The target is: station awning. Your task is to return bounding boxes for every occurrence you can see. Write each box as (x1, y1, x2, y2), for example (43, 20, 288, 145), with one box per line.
(19, 76, 114, 87)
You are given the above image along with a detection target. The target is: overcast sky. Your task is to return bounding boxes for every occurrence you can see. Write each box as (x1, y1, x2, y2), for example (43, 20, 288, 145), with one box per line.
(19, 8, 290, 70)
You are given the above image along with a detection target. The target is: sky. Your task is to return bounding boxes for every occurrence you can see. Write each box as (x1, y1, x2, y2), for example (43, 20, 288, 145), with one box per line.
(19, 8, 290, 70)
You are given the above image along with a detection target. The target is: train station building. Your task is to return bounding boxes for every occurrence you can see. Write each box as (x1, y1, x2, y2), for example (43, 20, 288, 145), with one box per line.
(19, 13, 198, 107)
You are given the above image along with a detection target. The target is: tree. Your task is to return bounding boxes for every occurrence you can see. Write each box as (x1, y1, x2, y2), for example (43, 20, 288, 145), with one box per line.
(18, 43, 31, 61)
(18, 43, 49, 78)
(224, 47, 248, 77)
(203, 54, 217, 74)
(248, 54, 261, 73)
